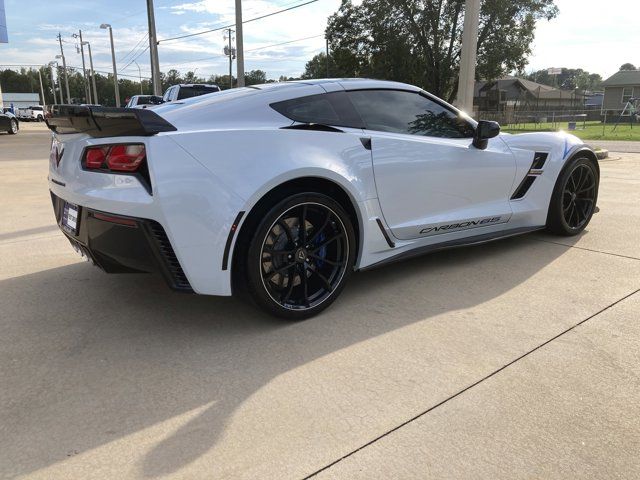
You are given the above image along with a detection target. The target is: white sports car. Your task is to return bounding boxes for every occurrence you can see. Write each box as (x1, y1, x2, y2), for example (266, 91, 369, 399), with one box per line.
(46, 79, 599, 319)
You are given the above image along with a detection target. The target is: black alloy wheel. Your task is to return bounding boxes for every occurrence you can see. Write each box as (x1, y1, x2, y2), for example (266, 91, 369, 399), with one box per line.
(245, 193, 356, 319)
(547, 157, 599, 236)
(562, 163, 597, 230)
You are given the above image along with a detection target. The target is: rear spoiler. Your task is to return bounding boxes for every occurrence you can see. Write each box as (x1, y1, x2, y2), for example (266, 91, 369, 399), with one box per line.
(45, 105, 177, 138)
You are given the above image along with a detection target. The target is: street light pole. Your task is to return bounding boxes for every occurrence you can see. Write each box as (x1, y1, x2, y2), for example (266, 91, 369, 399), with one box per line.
(235, 0, 245, 87)
(455, 0, 480, 114)
(146, 0, 162, 96)
(56, 34, 71, 103)
(48, 62, 58, 104)
(101, 23, 121, 107)
(37, 69, 46, 108)
(133, 61, 143, 94)
(74, 30, 91, 103)
(84, 42, 99, 104)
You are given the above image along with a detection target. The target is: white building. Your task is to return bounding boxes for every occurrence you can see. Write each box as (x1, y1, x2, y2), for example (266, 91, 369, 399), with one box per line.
(1, 92, 42, 110)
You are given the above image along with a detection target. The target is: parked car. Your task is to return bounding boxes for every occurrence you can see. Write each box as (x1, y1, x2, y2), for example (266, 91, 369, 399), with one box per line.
(125, 95, 165, 109)
(0, 110, 19, 134)
(162, 84, 220, 103)
(17, 105, 45, 122)
(45, 79, 599, 319)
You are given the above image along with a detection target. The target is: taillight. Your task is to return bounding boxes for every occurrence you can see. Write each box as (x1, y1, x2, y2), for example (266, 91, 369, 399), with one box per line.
(83, 144, 146, 172)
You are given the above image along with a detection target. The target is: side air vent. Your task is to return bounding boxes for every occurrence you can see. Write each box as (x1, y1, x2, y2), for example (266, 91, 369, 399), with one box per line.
(532, 152, 548, 170)
(146, 220, 192, 291)
(511, 152, 549, 200)
(511, 176, 536, 200)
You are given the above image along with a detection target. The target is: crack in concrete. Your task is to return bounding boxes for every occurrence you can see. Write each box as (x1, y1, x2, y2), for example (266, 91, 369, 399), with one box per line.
(533, 238, 640, 262)
(303, 288, 640, 479)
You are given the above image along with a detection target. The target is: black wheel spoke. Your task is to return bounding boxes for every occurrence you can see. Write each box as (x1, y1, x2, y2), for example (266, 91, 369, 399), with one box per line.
(312, 232, 345, 252)
(282, 270, 296, 303)
(308, 266, 333, 292)
(300, 205, 307, 245)
(277, 219, 295, 244)
(301, 266, 310, 307)
(308, 210, 332, 246)
(308, 253, 345, 266)
(264, 262, 295, 280)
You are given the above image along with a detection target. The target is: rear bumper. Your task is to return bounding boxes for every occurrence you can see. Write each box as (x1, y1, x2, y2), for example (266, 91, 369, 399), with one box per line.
(50, 191, 192, 292)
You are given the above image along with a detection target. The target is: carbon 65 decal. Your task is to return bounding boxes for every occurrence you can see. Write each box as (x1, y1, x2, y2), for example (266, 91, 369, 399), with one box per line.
(419, 215, 508, 236)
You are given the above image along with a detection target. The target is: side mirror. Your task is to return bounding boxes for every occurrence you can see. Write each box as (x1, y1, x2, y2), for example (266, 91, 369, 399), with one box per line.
(473, 120, 500, 150)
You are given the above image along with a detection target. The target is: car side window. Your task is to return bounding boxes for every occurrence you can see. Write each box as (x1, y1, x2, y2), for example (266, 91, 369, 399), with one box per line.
(347, 90, 474, 138)
(270, 92, 364, 128)
(271, 94, 340, 125)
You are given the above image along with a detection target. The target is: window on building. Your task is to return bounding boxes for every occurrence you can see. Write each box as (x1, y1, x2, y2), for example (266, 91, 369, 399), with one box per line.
(622, 87, 633, 104)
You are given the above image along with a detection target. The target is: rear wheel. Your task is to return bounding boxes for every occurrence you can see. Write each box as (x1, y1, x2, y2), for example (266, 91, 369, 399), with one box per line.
(7, 119, 18, 135)
(546, 157, 598, 236)
(245, 193, 356, 320)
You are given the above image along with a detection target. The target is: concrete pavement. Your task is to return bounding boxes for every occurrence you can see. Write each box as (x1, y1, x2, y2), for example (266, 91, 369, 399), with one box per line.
(1, 128, 639, 479)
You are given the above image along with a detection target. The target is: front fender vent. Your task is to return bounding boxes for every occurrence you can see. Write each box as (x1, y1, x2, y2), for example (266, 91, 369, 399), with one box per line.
(511, 152, 548, 200)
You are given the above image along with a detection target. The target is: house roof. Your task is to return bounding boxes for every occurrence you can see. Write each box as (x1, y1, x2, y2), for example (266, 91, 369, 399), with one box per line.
(602, 70, 640, 87)
(477, 76, 582, 99)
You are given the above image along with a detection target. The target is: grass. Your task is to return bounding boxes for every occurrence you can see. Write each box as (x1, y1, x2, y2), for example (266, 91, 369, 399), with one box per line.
(501, 120, 640, 142)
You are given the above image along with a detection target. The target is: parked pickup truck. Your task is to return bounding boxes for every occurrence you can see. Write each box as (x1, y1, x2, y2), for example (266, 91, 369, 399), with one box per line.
(17, 105, 45, 122)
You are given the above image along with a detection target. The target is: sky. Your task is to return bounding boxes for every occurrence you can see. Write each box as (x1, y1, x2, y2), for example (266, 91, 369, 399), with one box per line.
(0, 0, 639, 83)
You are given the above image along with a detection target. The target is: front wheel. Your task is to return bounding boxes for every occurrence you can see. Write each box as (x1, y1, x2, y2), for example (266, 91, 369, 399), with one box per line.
(546, 157, 599, 236)
(245, 193, 356, 320)
(7, 119, 18, 135)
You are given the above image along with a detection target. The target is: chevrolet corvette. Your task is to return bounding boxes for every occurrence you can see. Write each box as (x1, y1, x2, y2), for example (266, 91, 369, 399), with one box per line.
(46, 79, 599, 319)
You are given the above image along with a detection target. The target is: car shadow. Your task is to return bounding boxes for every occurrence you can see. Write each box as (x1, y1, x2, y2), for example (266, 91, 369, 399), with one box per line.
(0, 235, 567, 478)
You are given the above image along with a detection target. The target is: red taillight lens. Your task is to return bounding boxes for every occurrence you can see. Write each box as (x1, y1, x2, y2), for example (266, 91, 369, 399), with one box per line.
(106, 144, 146, 172)
(84, 146, 108, 169)
(83, 144, 146, 172)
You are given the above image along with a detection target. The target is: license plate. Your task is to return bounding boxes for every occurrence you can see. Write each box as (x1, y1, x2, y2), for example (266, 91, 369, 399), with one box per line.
(62, 202, 79, 235)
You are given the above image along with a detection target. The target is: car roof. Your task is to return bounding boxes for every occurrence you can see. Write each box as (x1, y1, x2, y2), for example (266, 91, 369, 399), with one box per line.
(253, 78, 422, 93)
(177, 84, 219, 88)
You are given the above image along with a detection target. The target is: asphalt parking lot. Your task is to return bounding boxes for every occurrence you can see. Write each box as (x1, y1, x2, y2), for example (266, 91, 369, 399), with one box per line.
(1, 124, 639, 479)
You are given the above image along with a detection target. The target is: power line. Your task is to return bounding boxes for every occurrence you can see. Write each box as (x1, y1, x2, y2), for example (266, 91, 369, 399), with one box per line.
(158, 34, 324, 70)
(121, 45, 150, 72)
(246, 34, 323, 52)
(118, 33, 148, 66)
(158, 0, 320, 44)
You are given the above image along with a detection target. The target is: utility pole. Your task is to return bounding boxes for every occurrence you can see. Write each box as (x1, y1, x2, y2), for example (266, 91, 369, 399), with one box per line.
(57, 34, 71, 103)
(48, 62, 58, 104)
(454, 0, 480, 114)
(85, 42, 99, 104)
(74, 30, 91, 103)
(235, 0, 245, 87)
(224, 28, 235, 89)
(101, 24, 121, 107)
(37, 69, 46, 108)
(325, 36, 330, 78)
(146, 0, 162, 96)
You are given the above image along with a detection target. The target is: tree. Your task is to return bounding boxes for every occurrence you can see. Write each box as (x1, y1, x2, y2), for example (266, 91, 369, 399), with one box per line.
(244, 70, 266, 85)
(322, 0, 558, 102)
(301, 53, 354, 79)
(619, 63, 637, 71)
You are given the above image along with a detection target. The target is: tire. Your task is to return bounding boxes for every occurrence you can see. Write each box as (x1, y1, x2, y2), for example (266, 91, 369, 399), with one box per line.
(37, 115, 43, 122)
(244, 192, 356, 320)
(7, 119, 18, 135)
(546, 157, 599, 236)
